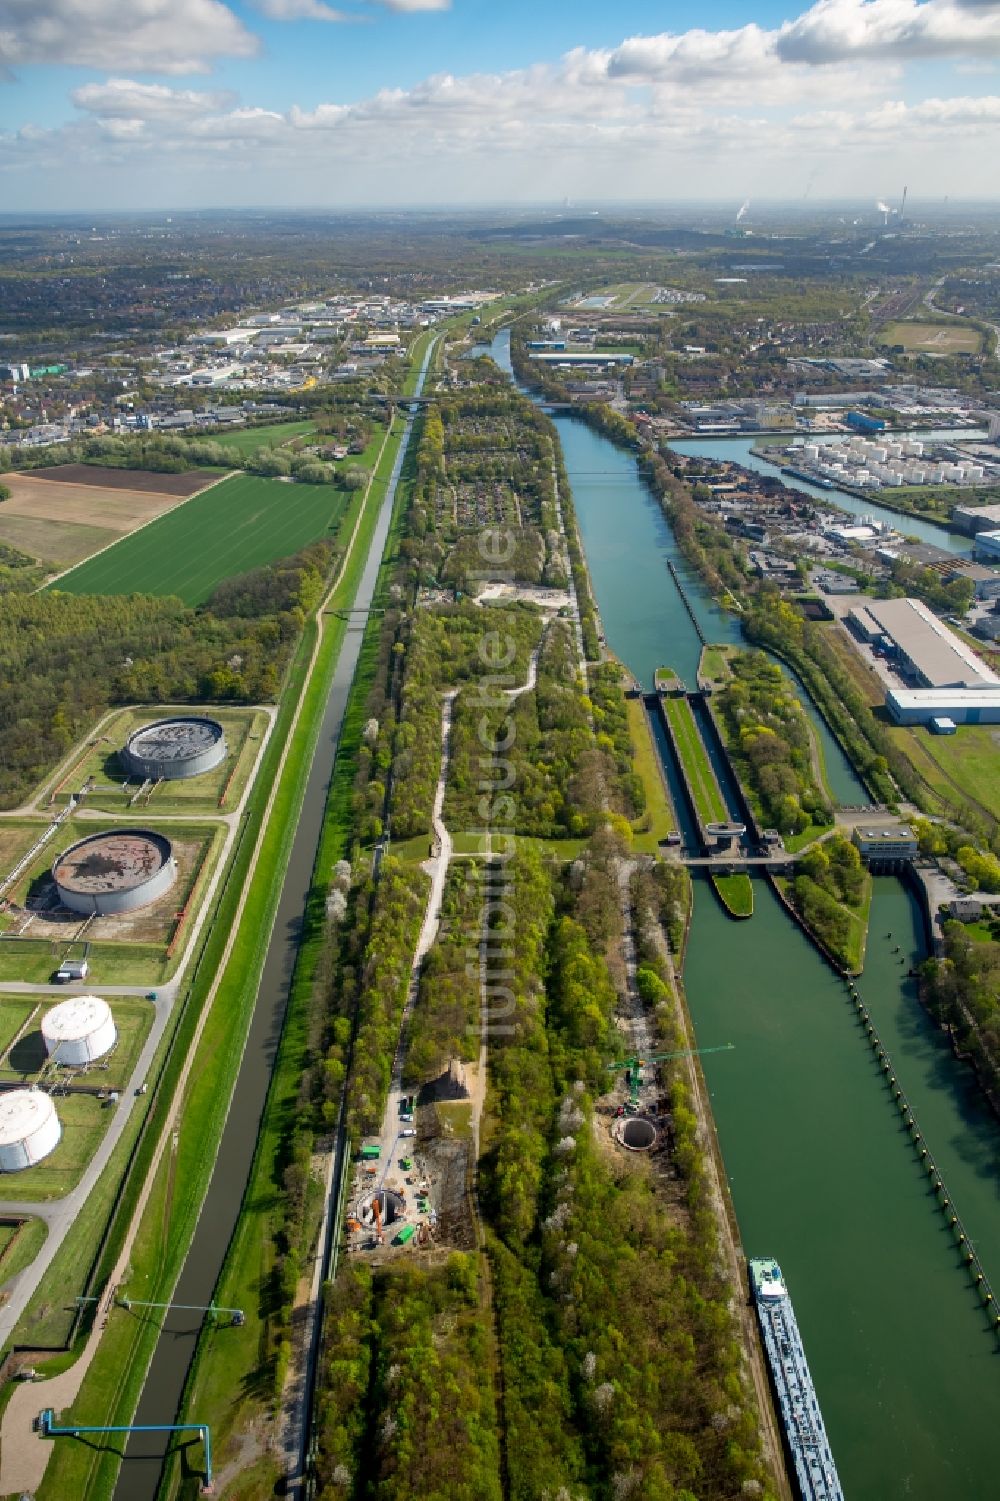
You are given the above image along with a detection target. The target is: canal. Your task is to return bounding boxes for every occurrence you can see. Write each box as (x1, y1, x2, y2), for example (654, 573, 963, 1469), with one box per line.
(481, 330, 1000, 1498)
(115, 347, 437, 1500)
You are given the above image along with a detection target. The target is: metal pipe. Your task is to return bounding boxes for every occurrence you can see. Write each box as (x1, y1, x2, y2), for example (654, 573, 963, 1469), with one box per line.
(38, 1410, 213, 1492)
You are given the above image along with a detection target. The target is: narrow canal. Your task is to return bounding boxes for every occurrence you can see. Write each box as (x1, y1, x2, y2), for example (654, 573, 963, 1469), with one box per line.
(115, 351, 436, 1500)
(481, 330, 1000, 1498)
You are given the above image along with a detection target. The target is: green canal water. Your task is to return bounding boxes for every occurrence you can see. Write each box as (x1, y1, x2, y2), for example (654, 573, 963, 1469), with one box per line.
(547, 399, 1000, 1499)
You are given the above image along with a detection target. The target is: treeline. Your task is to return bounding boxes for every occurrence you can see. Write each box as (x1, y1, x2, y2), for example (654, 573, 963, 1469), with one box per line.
(923, 922, 1000, 1100)
(789, 835, 867, 971)
(717, 649, 833, 835)
(0, 538, 338, 807)
(444, 621, 639, 839)
(3, 430, 373, 490)
(742, 593, 908, 807)
(0, 539, 46, 595)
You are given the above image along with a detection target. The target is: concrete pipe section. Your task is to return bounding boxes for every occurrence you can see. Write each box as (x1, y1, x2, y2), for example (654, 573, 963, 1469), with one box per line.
(617, 1117, 658, 1151)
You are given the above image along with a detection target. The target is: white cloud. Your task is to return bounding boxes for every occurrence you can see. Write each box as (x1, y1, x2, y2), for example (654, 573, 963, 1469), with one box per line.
(72, 79, 234, 120)
(251, 0, 349, 20)
(777, 0, 1000, 65)
(0, 0, 257, 75)
(368, 0, 451, 10)
(5, 0, 1000, 204)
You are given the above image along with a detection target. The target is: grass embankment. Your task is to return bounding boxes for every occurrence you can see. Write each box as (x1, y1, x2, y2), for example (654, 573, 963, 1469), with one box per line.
(52, 473, 348, 605)
(698, 643, 734, 686)
(168, 406, 422, 1488)
(0, 1217, 47, 1289)
(31, 414, 412, 1500)
(626, 698, 676, 853)
(711, 872, 754, 918)
(662, 695, 728, 827)
(654, 665, 679, 690)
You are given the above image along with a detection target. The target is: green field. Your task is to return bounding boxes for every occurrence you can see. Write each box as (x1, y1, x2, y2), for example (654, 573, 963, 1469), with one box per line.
(663, 695, 728, 826)
(891, 720, 1000, 824)
(879, 320, 983, 355)
(51, 473, 348, 604)
(211, 419, 316, 454)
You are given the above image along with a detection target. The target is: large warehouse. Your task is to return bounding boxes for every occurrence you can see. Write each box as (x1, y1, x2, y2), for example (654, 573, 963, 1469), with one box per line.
(847, 597, 999, 690)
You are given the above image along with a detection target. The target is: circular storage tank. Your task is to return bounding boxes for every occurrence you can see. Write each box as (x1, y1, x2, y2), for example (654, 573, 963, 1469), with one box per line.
(121, 716, 227, 782)
(52, 829, 176, 916)
(0, 1089, 61, 1172)
(42, 996, 117, 1067)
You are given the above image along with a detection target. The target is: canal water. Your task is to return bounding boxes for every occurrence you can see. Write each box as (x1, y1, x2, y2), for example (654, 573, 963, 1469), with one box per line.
(479, 330, 1000, 1499)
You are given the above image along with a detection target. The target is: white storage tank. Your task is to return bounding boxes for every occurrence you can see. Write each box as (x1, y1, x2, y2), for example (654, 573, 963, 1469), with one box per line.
(0, 1089, 61, 1171)
(42, 996, 117, 1067)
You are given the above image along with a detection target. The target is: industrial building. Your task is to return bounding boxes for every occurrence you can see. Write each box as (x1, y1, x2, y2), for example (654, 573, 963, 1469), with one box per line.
(42, 997, 117, 1067)
(886, 686, 1000, 725)
(846, 597, 1000, 689)
(527, 351, 635, 367)
(121, 716, 227, 782)
(852, 825, 919, 866)
(953, 502, 1000, 536)
(846, 410, 886, 434)
(53, 829, 176, 916)
(0, 1090, 61, 1171)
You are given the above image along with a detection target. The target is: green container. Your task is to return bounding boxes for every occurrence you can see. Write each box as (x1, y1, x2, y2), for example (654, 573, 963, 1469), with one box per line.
(360, 1144, 381, 1161)
(394, 1224, 415, 1245)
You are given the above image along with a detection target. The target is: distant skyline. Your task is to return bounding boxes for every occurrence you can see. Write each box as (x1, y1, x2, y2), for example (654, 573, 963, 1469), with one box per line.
(2, 1, 1000, 211)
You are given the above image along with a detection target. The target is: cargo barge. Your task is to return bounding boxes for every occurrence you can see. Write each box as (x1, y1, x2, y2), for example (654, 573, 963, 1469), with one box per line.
(750, 1257, 845, 1501)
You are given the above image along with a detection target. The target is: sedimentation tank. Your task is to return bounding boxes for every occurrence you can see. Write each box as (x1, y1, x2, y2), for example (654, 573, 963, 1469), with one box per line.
(42, 996, 117, 1066)
(0, 1090, 61, 1171)
(53, 829, 176, 915)
(121, 716, 226, 782)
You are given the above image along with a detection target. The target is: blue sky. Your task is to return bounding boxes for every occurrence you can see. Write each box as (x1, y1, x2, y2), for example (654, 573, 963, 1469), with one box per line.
(1, 0, 999, 210)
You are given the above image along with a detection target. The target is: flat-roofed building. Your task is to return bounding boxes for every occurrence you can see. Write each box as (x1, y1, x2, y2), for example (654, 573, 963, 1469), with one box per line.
(850, 596, 999, 689)
(887, 686, 1000, 724)
(953, 502, 1000, 535)
(853, 824, 919, 865)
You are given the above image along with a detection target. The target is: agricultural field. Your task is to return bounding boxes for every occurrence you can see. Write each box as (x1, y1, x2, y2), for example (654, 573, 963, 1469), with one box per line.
(0, 996, 154, 1092)
(0, 467, 216, 573)
(52, 472, 349, 604)
(44, 704, 270, 815)
(879, 320, 983, 355)
(211, 418, 316, 454)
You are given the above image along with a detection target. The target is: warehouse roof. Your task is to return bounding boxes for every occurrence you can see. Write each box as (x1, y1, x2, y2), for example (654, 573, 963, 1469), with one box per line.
(863, 597, 999, 688)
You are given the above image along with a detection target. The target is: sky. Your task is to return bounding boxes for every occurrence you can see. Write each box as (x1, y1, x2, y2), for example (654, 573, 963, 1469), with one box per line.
(1, 0, 1000, 211)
